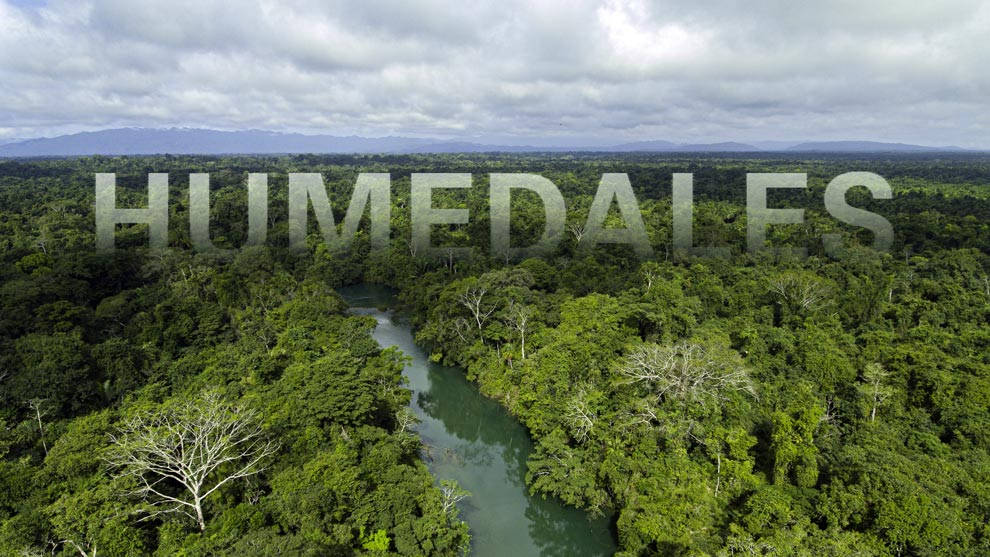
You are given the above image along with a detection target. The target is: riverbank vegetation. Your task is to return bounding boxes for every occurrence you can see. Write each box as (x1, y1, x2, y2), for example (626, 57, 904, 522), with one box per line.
(1, 153, 988, 555)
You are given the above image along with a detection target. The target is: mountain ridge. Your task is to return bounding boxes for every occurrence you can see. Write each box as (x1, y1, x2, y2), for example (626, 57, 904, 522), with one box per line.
(0, 128, 976, 156)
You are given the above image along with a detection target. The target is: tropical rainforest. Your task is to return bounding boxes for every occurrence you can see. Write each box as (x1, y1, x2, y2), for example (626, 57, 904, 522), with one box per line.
(0, 152, 988, 556)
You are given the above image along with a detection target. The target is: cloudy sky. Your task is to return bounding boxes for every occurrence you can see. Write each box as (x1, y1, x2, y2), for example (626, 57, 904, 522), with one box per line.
(1, 0, 987, 147)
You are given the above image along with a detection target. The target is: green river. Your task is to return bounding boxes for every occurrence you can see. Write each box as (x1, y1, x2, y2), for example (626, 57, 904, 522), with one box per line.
(340, 284, 615, 557)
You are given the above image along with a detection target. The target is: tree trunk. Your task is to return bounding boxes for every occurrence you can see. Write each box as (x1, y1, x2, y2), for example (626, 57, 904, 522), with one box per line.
(32, 402, 48, 456)
(194, 498, 206, 531)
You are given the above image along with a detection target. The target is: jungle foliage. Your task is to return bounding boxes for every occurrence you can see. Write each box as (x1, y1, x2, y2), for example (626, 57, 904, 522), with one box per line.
(1, 152, 988, 556)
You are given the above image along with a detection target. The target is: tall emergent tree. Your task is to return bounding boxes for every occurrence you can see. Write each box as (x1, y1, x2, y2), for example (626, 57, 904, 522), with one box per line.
(107, 390, 278, 531)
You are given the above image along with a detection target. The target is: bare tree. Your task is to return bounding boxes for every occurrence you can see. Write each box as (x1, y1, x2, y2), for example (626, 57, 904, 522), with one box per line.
(107, 390, 278, 531)
(767, 271, 833, 313)
(861, 363, 893, 422)
(504, 303, 533, 360)
(714, 451, 722, 497)
(441, 247, 458, 273)
(447, 316, 473, 344)
(26, 399, 50, 456)
(22, 538, 98, 557)
(18, 544, 54, 557)
(565, 389, 597, 444)
(718, 533, 777, 557)
(622, 397, 660, 429)
(642, 268, 660, 292)
(58, 539, 96, 557)
(618, 342, 756, 407)
(438, 479, 469, 518)
(395, 407, 419, 433)
(567, 223, 586, 243)
(458, 286, 496, 330)
(819, 396, 837, 426)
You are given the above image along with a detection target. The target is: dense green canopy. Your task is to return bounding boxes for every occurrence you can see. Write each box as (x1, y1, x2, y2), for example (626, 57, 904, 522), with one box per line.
(1, 153, 988, 555)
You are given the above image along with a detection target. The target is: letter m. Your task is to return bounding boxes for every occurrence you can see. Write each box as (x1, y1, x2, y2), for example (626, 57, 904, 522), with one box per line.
(288, 173, 391, 251)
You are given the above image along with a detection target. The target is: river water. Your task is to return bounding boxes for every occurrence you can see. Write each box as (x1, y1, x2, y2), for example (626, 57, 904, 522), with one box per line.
(339, 284, 616, 557)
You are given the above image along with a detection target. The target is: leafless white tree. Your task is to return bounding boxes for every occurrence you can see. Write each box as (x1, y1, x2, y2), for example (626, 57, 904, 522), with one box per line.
(458, 286, 496, 330)
(618, 342, 756, 407)
(442, 247, 457, 273)
(819, 396, 837, 426)
(504, 302, 533, 360)
(623, 398, 661, 429)
(23, 536, 99, 557)
(567, 223, 586, 243)
(565, 390, 597, 443)
(719, 533, 778, 557)
(450, 316, 472, 343)
(714, 451, 722, 497)
(106, 390, 278, 531)
(767, 271, 832, 312)
(642, 267, 660, 292)
(17, 545, 52, 557)
(26, 399, 49, 456)
(395, 407, 419, 433)
(58, 539, 96, 557)
(862, 363, 893, 422)
(438, 479, 469, 517)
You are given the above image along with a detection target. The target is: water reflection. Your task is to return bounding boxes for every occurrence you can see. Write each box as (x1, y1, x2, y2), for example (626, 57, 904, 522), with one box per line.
(341, 284, 615, 557)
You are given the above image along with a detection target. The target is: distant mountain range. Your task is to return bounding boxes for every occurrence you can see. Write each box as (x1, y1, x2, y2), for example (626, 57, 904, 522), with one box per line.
(0, 128, 975, 157)
(784, 140, 968, 152)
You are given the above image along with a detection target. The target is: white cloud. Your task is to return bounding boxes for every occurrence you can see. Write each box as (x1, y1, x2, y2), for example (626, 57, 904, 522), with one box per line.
(0, 0, 986, 147)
